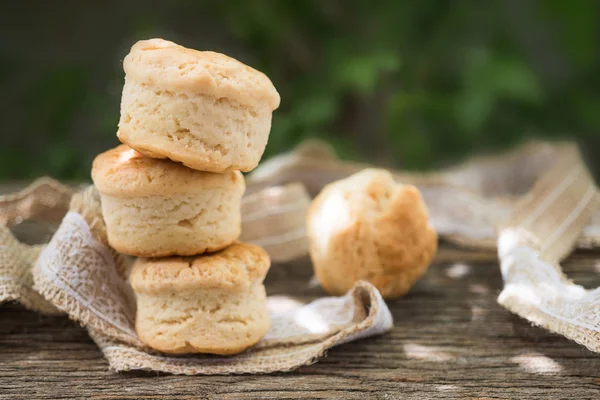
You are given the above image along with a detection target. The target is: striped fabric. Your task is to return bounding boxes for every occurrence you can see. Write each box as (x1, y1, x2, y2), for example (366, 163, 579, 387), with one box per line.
(498, 147, 600, 352)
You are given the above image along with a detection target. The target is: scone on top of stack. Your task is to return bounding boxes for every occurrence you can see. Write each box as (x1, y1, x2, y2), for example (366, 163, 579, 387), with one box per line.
(91, 38, 280, 355)
(118, 38, 280, 173)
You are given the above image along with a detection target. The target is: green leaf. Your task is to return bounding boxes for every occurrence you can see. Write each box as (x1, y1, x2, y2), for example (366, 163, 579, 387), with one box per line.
(337, 52, 401, 94)
(455, 90, 494, 133)
(291, 96, 338, 126)
(465, 53, 542, 104)
(487, 59, 542, 103)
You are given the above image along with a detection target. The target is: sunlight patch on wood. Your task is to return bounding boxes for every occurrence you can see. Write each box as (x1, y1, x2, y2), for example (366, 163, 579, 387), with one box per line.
(446, 263, 470, 279)
(436, 384, 459, 392)
(471, 305, 486, 321)
(403, 343, 456, 362)
(469, 283, 490, 295)
(510, 353, 562, 374)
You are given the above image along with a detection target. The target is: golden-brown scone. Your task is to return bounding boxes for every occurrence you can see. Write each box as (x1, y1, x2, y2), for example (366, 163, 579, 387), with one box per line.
(307, 168, 437, 299)
(130, 243, 271, 355)
(117, 38, 280, 173)
(91, 144, 245, 257)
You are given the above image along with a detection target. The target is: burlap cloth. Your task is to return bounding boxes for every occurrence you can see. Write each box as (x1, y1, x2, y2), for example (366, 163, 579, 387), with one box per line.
(0, 173, 393, 374)
(1, 139, 600, 373)
(497, 147, 600, 353)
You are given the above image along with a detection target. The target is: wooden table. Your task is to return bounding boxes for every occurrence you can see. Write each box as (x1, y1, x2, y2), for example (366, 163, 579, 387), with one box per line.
(1, 183, 600, 399)
(2, 252, 600, 399)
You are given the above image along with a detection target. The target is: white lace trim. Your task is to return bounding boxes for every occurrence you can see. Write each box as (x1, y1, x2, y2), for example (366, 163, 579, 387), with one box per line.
(35, 212, 393, 348)
(499, 229, 600, 334)
(36, 212, 138, 340)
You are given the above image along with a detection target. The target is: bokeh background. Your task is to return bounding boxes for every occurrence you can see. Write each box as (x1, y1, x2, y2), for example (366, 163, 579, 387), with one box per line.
(1, 1, 598, 180)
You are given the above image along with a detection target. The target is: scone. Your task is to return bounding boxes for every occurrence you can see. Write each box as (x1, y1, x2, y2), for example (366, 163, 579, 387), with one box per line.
(91, 144, 245, 257)
(118, 38, 280, 173)
(307, 168, 437, 299)
(130, 243, 271, 355)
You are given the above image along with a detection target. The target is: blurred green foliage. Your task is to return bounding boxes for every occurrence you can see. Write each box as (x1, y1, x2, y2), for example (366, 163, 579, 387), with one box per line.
(0, 0, 599, 180)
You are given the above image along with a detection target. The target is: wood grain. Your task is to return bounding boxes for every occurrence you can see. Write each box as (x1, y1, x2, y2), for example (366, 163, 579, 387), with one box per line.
(1, 255, 600, 399)
(1, 184, 600, 399)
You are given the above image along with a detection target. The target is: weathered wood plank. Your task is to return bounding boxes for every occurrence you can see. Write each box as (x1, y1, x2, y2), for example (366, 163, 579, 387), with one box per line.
(1, 256, 600, 399)
(1, 182, 600, 399)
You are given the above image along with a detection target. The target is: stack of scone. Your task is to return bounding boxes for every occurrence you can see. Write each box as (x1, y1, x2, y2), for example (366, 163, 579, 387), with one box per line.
(91, 38, 280, 355)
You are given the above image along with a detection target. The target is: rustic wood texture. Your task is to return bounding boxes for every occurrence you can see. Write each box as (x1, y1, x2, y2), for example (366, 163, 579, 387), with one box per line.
(2, 184, 600, 399)
(2, 254, 600, 399)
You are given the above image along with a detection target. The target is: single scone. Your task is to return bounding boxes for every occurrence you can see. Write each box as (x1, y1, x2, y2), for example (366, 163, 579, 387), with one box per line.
(118, 38, 281, 173)
(91, 144, 245, 257)
(307, 168, 437, 299)
(130, 243, 271, 355)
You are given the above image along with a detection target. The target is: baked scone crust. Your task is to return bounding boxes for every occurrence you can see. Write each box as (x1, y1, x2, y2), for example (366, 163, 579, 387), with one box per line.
(307, 168, 438, 299)
(130, 243, 270, 293)
(123, 38, 280, 109)
(131, 243, 271, 355)
(91, 145, 245, 257)
(92, 144, 244, 197)
(117, 39, 280, 173)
